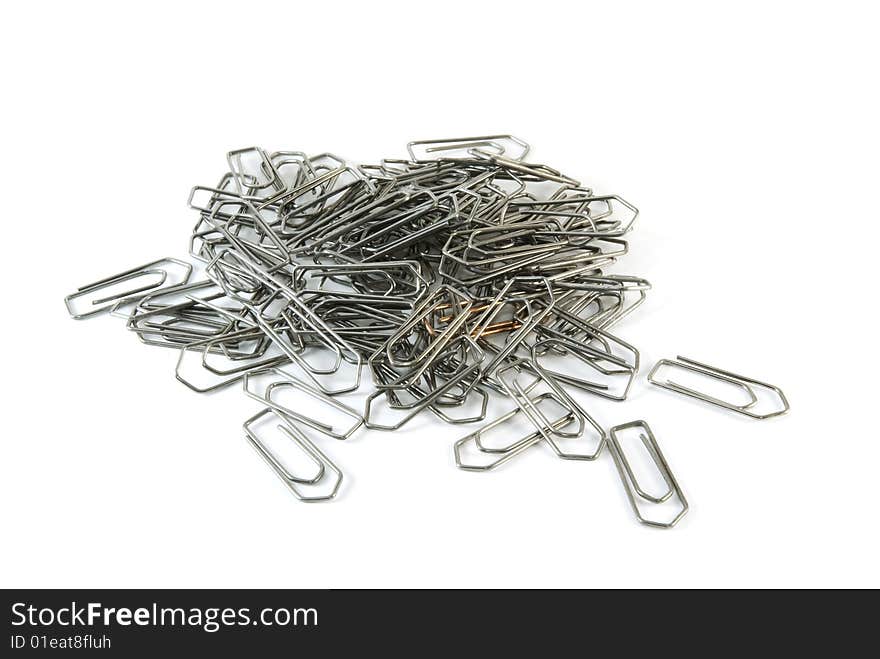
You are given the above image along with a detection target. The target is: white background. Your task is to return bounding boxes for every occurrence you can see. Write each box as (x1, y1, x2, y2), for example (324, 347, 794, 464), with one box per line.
(2, 1, 877, 588)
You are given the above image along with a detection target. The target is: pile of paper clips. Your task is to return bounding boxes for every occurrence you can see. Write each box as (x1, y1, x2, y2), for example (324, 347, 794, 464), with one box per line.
(65, 135, 789, 527)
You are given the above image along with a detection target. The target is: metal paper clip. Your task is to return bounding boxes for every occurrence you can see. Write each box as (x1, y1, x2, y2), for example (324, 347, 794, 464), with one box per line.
(648, 356, 789, 419)
(244, 408, 343, 502)
(65, 258, 192, 319)
(607, 421, 689, 528)
(243, 367, 364, 440)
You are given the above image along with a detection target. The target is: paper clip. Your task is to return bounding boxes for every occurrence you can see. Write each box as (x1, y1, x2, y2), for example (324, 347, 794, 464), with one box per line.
(243, 408, 342, 502)
(65, 258, 192, 319)
(648, 356, 789, 419)
(607, 420, 688, 528)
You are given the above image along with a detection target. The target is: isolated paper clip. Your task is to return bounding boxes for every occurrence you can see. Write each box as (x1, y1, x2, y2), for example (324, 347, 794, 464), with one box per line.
(64, 257, 192, 319)
(648, 356, 789, 419)
(608, 421, 689, 529)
